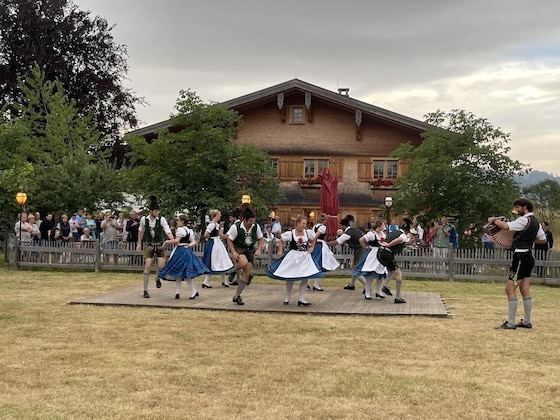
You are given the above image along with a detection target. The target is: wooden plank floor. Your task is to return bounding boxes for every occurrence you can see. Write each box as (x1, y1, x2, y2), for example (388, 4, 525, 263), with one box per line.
(69, 280, 452, 318)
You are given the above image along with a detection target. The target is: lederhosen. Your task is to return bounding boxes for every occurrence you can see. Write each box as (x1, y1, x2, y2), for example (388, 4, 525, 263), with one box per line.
(378, 230, 406, 272)
(143, 216, 165, 259)
(509, 215, 540, 281)
(232, 221, 258, 264)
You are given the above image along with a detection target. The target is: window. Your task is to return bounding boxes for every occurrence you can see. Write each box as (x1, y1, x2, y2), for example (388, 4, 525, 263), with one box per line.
(372, 160, 398, 179)
(270, 158, 278, 174)
(290, 106, 304, 124)
(304, 159, 329, 179)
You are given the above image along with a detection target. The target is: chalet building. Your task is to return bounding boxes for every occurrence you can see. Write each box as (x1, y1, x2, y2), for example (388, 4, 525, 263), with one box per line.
(131, 79, 428, 230)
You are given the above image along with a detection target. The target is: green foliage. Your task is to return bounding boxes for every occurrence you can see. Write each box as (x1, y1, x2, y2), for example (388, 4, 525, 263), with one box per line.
(0, 0, 140, 141)
(391, 109, 526, 237)
(522, 179, 560, 224)
(0, 65, 122, 229)
(124, 89, 283, 221)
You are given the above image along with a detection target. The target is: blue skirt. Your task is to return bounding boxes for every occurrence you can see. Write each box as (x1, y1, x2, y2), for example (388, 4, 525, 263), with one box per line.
(267, 249, 324, 281)
(202, 238, 234, 274)
(160, 246, 209, 279)
(353, 248, 387, 279)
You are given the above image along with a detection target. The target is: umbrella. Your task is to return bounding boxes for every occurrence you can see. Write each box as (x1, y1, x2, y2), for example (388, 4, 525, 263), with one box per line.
(318, 167, 339, 240)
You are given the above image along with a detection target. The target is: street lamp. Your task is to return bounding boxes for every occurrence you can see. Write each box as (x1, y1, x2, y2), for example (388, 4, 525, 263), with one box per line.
(15, 192, 28, 244)
(241, 194, 251, 204)
(384, 196, 393, 227)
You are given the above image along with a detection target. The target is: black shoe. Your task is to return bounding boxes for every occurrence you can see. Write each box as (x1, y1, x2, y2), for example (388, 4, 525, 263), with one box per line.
(284, 301, 290, 305)
(394, 297, 406, 304)
(495, 320, 516, 330)
(375, 293, 386, 299)
(202, 283, 212, 289)
(143, 291, 150, 298)
(230, 281, 238, 286)
(364, 296, 372, 300)
(189, 292, 199, 300)
(515, 320, 533, 329)
(221, 282, 230, 288)
(313, 287, 324, 291)
(298, 301, 311, 306)
(233, 296, 244, 305)
(156, 278, 162, 288)
(307, 284, 311, 290)
(175, 293, 180, 300)
(382, 286, 392, 296)
(343, 284, 355, 290)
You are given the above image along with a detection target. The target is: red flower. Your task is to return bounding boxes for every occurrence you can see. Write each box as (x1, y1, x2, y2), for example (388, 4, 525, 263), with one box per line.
(298, 237, 303, 243)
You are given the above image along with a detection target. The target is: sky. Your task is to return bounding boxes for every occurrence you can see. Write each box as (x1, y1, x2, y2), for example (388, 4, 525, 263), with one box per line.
(75, 0, 560, 175)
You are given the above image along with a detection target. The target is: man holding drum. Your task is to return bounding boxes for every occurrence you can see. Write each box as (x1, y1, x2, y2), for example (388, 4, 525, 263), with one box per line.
(491, 198, 546, 330)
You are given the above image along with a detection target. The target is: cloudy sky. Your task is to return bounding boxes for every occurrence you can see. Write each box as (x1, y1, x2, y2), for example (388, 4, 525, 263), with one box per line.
(76, 0, 560, 174)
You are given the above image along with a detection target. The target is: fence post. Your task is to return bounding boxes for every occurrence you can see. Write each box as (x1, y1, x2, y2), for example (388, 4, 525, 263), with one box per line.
(447, 244, 455, 280)
(94, 240, 101, 273)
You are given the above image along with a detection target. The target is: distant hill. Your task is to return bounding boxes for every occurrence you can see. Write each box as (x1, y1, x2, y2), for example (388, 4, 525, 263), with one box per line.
(515, 170, 560, 188)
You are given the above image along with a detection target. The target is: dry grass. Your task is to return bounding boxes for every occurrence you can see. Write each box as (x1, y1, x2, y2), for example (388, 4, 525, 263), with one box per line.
(1, 267, 560, 420)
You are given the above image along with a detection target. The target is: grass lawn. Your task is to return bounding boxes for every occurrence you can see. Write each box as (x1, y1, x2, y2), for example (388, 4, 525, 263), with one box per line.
(1, 266, 559, 419)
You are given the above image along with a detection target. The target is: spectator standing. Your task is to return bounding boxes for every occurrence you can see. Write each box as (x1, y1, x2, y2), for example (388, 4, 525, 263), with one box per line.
(15, 212, 32, 245)
(39, 212, 55, 244)
(433, 217, 451, 259)
(100, 211, 120, 265)
(534, 221, 554, 277)
(85, 212, 97, 240)
(271, 215, 282, 239)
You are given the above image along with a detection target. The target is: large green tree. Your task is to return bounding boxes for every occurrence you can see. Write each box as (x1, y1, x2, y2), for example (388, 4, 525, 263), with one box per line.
(391, 109, 527, 238)
(0, 66, 123, 229)
(522, 179, 560, 224)
(0, 0, 141, 141)
(124, 90, 283, 221)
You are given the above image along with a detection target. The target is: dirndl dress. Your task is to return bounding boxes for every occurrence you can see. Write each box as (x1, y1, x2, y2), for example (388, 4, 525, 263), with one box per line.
(159, 227, 209, 280)
(267, 229, 323, 281)
(353, 231, 387, 279)
(311, 239, 340, 272)
(202, 223, 234, 274)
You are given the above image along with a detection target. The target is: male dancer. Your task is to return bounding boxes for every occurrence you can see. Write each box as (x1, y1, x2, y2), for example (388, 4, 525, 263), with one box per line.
(226, 207, 264, 305)
(492, 198, 546, 329)
(327, 217, 366, 290)
(136, 196, 174, 298)
(378, 225, 409, 304)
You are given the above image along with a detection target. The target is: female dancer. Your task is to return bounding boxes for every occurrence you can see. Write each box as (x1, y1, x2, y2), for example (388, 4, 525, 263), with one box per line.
(159, 214, 209, 300)
(267, 215, 321, 306)
(353, 218, 388, 300)
(201, 209, 234, 288)
(309, 213, 340, 290)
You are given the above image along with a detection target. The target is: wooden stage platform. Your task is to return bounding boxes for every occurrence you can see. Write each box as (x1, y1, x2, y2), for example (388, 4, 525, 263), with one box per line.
(69, 281, 452, 318)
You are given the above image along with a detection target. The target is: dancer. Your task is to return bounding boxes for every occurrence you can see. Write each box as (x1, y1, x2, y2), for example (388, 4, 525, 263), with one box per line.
(309, 213, 340, 290)
(201, 209, 234, 288)
(267, 215, 320, 306)
(353, 218, 387, 300)
(377, 225, 409, 304)
(226, 207, 264, 305)
(136, 195, 174, 298)
(326, 217, 366, 290)
(491, 198, 546, 329)
(159, 214, 209, 300)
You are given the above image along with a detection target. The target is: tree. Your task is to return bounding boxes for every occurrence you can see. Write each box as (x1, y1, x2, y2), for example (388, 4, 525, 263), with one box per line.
(390, 109, 527, 244)
(0, 0, 141, 142)
(0, 65, 123, 229)
(124, 89, 284, 221)
(522, 179, 560, 224)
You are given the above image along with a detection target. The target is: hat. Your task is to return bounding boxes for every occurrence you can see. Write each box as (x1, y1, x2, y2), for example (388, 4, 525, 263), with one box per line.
(148, 195, 160, 211)
(410, 228, 418, 235)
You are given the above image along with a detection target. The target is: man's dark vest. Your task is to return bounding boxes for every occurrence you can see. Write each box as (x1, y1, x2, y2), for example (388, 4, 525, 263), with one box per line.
(385, 230, 407, 254)
(345, 227, 363, 250)
(144, 216, 164, 243)
(513, 215, 539, 250)
(233, 221, 258, 250)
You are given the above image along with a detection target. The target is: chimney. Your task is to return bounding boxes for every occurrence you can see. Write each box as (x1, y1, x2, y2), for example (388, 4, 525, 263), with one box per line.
(338, 88, 350, 96)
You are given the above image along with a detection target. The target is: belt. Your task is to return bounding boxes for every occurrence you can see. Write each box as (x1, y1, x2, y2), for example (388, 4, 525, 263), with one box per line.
(147, 242, 163, 246)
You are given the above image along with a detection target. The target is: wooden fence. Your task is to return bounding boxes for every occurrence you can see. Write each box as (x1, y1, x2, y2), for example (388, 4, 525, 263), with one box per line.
(4, 234, 560, 285)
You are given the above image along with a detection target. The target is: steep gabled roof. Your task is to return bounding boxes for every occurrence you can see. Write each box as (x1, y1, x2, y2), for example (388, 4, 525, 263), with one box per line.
(130, 78, 428, 137)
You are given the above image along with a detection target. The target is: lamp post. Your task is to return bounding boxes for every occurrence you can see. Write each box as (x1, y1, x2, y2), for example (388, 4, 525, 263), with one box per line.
(241, 194, 251, 205)
(15, 192, 28, 244)
(384, 196, 393, 228)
